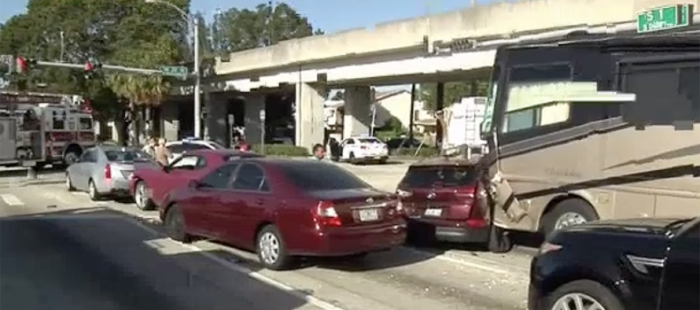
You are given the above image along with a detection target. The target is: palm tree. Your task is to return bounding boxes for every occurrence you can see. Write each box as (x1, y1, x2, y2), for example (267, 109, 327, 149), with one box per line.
(106, 73, 170, 145)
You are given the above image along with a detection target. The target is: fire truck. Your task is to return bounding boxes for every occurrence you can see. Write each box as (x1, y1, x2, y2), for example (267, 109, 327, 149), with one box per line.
(0, 91, 96, 168)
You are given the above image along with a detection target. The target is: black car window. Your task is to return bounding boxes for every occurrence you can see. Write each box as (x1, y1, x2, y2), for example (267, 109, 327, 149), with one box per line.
(280, 161, 371, 191)
(200, 164, 239, 189)
(399, 165, 477, 188)
(231, 163, 269, 192)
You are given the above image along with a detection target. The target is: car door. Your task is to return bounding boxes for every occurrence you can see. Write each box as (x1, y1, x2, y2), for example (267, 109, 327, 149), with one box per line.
(184, 163, 239, 239)
(166, 142, 184, 160)
(73, 149, 96, 190)
(340, 139, 354, 159)
(152, 155, 206, 204)
(658, 219, 700, 310)
(216, 163, 272, 248)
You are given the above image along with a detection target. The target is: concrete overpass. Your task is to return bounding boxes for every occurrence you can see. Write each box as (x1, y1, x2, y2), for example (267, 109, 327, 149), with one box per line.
(194, 0, 698, 149)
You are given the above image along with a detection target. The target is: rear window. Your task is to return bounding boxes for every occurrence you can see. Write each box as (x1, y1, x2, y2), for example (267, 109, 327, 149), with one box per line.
(280, 162, 371, 191)
(400, 165, 477, 188)
(358, 138, 381, 144)
(104, 149, 150, 162)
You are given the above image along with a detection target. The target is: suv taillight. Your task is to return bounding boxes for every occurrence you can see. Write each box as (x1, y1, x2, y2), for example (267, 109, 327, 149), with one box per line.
(455, 185, 485, 227)
(313, 201, 341, 227)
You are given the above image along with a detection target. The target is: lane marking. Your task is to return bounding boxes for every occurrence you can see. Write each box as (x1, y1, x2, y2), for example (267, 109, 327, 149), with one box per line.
(0, 194, 24, 206)
(401, 247, 513, 275)
(124, 218, 347, 310)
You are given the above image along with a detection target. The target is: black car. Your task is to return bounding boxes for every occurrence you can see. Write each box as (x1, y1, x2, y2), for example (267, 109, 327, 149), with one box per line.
(528, 217, 699, 310)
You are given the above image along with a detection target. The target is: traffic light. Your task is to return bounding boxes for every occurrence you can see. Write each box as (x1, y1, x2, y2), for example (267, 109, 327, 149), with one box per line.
(15, 57, 37, 74)
(84, 61, 103, 79)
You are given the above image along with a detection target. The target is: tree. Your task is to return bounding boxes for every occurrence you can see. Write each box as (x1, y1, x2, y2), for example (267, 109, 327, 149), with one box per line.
(213, 1, 323, 53)
(0, 0, 190, 144)
(418, 80, 490, 112)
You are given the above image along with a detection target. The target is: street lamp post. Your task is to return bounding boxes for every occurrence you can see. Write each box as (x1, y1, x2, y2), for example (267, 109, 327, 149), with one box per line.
(145, 0, 202, 138)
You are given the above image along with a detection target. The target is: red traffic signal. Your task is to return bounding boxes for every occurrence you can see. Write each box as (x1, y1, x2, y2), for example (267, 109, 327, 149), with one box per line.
(16, 57, 27, 73)
(84, 62, 93, 72)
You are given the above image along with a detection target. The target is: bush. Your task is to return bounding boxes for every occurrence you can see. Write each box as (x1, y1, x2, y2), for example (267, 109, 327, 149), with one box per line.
(392, 146, 439, 157)
(251, 144, 309, 157)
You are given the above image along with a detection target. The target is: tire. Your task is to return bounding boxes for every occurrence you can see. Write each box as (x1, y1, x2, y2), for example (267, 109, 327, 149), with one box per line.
(88, 179, 101, 201)
(487, 224, 513, 253)
(63, 148, 82, 166)
(379, 158, 387, 165)
(349, 152, 357, 165)
(65, 173, 75, 191)
(164, 205, 192, 243)
(134, 181, 155, 210)
(542, 198, 598, 237)
(542, 280, 624, 310)
(256, 225, 293, 270)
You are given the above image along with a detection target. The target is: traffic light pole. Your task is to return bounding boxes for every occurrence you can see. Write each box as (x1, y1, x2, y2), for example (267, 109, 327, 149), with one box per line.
(34, 60, 162, 75)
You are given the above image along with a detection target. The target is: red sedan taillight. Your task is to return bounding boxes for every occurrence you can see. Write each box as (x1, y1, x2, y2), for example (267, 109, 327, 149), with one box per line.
(313, 201, 342, 227)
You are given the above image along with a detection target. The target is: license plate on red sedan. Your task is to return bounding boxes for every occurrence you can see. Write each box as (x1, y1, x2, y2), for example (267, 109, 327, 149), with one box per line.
(358, 209, 379, 221)
(424, 208, 442, 217)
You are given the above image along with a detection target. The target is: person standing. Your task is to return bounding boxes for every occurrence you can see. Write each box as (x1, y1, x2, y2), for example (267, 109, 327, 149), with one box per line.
(154, 138, 171, 167)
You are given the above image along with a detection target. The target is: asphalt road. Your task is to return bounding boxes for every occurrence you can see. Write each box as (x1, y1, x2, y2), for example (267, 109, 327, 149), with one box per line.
(0, 187, 327, 310)
(0, 184, 533, 310)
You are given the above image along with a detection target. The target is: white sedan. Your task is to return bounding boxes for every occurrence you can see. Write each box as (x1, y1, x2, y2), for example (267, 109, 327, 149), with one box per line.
(338, 136, 389, 164)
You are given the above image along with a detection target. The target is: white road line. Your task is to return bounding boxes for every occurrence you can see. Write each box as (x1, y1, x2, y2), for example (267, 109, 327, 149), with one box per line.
(124, 219, 347, 310)
(0, 194, 24, 206)
(401, 247, 513, 275)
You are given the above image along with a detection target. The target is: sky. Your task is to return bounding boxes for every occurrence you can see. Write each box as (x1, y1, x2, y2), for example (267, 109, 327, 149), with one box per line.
(1, 0, 490, 34)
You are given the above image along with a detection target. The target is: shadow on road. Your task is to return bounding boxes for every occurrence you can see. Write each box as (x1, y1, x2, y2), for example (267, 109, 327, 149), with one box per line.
(1, 207, 328, 310)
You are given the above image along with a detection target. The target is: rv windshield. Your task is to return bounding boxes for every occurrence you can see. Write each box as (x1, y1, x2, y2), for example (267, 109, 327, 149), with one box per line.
(480, 65, 499, 136)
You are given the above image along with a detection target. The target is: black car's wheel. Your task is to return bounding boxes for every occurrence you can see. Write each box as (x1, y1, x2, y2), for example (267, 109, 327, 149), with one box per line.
(164, 205, 192, 243)
(256, 225, 293, 270)
(542, 198, 598, 237)
(543, 280, 624, 310)
(65, 173, 75, 191)
(88, 180, 101, 201)
(134, 181, 155, 210)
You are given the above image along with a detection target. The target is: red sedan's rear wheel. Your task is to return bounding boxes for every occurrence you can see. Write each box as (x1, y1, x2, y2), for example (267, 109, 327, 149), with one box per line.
(256, 225, 293, 270)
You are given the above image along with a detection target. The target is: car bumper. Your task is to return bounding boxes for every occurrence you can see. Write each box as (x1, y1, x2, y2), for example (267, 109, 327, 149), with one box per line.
(407, 218, 489, 243)
(357, 155, 389, 162)
(99, 179, 132, 197)
(299, 221, 407, 256)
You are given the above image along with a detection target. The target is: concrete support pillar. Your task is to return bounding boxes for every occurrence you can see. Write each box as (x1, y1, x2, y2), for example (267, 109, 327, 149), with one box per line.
(343, 86, 372, 138)
(204, 92, 228, 147)
(160, 102, 179, 141)
(295, 83, 326, 150)
(244, 94, 265, 145)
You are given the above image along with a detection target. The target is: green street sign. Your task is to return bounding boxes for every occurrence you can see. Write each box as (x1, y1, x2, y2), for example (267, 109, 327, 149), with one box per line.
(160, 66, 188, 77)
(637, 4, 694, 33)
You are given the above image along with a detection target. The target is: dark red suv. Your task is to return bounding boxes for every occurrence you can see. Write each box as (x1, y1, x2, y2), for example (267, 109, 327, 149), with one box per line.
(397, 158, 489, 244)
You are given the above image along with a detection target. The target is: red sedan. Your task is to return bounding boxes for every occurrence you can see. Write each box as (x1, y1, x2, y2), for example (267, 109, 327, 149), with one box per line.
(161, 158, 407, 270)
(129, 149, 262, 210)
